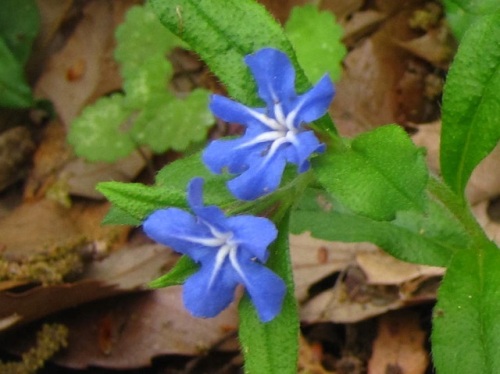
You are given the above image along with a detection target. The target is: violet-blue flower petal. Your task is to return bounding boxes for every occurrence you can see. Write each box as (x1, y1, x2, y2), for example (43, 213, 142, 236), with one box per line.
(227, 152, 287, 201)
(183, 256, 239, 318)
(227, 215, 278, 261)
(238, 259, 287, 323)
(244, 48, 296, 108)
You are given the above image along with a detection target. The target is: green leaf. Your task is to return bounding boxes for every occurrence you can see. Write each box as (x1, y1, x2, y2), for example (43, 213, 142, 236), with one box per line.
(102, 205, 142, 226)
(131, 89, 214, 153)
(284, 4, 346, 82)
(155, 152, 235, 208)
(68, 94, 137, 162)
(0, 0, 40, 64)
(115, 4, 185, 76)
(96, 182, 186, 222)
(442, 0, 481, 40)
(149, 255, 197, 288)
(315, 125, 428, 221)
(290, 188, 466, 267)
(432, 243, 500, 374)
(440, 14, 500, 200)
(149, 0, 337, 135)
(443, 0, 500, 14)
(0, 39, 34, 108)
(238, 214, 299, 374)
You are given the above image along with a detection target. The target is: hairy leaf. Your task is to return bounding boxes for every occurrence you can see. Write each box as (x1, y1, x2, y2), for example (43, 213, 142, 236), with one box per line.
(239, 215, 299, 374)
(149, 256, 197, 288)
(149, 0, 337, 134)
(0, 0, 40, 64)
(315, 125, 428, 221)
(290, 188, 466, 267)
(284, 4, 346, 82)
(432, 243, 500, 374)
(440, 14, 500, 199)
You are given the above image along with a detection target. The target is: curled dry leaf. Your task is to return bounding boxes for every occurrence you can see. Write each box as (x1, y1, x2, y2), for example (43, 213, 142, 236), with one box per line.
(0, 127, 35, 193)
(25, 120, 148, 201)
(299, 248, 441, 323)
(368, 310, 429, 374)
(34, 0, 139, 127)
(290, 233, 377, 301)
(0, 244, 176, 332)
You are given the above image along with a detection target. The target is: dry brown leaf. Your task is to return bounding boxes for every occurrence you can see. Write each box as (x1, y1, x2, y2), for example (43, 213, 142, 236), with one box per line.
(290, 233, 377, 301)
(51, 288, 238, 369)
(367, 310, 429, 374)
(24, 120, 148, 201)
(0, 127, 35, 192)
(34, 0, 139, 128)
(356, 250, 443, 285)
(0, 244, 176, 332)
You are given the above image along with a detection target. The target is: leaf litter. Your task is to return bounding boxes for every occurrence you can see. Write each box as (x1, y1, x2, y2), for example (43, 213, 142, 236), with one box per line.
(2, 0, 500, 373)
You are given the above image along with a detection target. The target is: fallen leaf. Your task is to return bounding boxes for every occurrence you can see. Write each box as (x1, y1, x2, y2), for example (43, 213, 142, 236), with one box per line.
(0, 244, 176, 331)
(368, 310, 429, 374)
(34, 0, 139, 128)
(52, 288, 238, 369)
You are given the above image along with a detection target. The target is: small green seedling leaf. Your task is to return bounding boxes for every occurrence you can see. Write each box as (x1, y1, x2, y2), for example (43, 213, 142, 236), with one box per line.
(68, 94, 137, 162)
(69, 4, 213, 162)
(131, 89, 213, 153)
(149, 255, 198, 288)
(432, 243, 500, 374)
(284, 4, 346, 82)
(316, 125, 428, 221)
(239, 215, 299, 374)
(440, 13, 500, 200)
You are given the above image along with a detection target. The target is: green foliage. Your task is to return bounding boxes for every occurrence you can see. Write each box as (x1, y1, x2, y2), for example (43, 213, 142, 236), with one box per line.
(99, 153, 235, 225)
(149, 255, 198, 288)
(315, 125, 428, 221)
(149, 0, 337, 135)
(284, 4, 346, 82)
(239, 215, 299, 374)
(440, 13, 500, 201)
(290, 188, 467, 267)
(68, 94, 137, 162)
(68, 4, 214, 162)
(432, 243, 500, 374)
(0, 0, 39, 108)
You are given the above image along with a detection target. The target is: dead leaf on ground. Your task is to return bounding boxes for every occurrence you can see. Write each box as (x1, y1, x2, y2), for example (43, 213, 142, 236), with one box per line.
(0, 244, 176, 332)
(300, 249, 441, 323)
(368, 310, 429, 374)
(290, 233, 377, 301)
(25, 120, 148, 201)
(34, 0, 140, 128)
(49, 288, 238, 369)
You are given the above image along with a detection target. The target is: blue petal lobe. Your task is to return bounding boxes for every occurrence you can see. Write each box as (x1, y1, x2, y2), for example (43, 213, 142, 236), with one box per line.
(245, 48, 296, 108)
(183, 258, 239, 318)
(239, 260, 286, 322)
(286, 131, 324, 172)
(227, 152, 287, 200)
(187, 177, 204, 209)
(210, 95, 264, 127)
(228, 215, 277, 261)
(202, 129, 269, 174)
(143, 208, 212, 261)
(291, 74, 335, 125)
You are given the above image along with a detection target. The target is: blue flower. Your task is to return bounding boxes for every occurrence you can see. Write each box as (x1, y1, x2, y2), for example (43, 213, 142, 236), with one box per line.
(203, 47, 335, 201)
(142, 177, 286, 322)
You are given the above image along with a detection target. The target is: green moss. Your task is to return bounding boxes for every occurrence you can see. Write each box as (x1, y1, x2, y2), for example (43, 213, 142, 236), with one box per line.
(0, 323, 68, 373)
